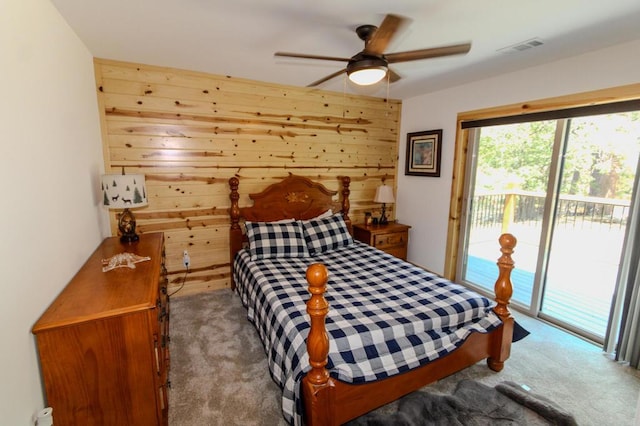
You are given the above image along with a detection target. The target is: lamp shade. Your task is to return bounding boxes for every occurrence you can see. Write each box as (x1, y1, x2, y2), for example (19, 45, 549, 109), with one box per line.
(374, 185, 395, 204)
(101, 174, 148, 209)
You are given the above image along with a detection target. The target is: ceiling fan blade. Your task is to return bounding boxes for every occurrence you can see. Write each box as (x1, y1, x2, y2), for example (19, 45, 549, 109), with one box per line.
(388, 68, 402, 83)
(386, 42, 471, 63)
(307, 69, 346, 87)
(275, 52, 350, 62)
(364, 14, 408, 56)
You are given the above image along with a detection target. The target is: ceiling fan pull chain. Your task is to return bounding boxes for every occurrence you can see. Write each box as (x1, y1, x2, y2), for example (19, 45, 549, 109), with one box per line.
(385, 72, 390, 116)
(342, 73, 347, 119)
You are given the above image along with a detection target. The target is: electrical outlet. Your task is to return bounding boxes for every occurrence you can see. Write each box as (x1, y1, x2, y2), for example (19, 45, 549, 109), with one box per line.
(183, 250, 190, 270)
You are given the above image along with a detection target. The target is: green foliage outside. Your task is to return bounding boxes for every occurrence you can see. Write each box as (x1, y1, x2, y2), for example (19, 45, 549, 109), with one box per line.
(476, 112, 640, 200)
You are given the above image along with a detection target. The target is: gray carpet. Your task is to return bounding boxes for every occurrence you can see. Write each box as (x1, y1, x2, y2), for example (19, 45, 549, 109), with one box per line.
(168, 290, 640, 426)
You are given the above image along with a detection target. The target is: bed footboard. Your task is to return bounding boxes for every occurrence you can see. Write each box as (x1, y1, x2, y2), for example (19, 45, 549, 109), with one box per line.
(302, 233, 517, 426)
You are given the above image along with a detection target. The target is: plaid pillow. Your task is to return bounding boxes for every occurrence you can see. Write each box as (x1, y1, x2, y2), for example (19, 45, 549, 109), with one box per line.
(245, 220, 310, 260)
(302, 214, 354, 255)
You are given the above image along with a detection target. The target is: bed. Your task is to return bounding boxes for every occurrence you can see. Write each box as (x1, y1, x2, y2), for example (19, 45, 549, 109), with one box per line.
(228, 174, 516, 425)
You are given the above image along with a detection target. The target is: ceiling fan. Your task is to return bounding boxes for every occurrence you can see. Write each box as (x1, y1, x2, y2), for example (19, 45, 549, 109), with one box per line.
(275, 14, 471, 87)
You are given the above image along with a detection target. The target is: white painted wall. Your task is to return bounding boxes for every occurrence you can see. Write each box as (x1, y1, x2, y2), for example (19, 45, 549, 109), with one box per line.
(0, 0, 108, 423)
(397, 39, 640, 274)
(0, 2, 638, 422)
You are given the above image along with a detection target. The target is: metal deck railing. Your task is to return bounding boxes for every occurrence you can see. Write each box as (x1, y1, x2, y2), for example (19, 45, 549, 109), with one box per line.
(465, 192, 628, 338)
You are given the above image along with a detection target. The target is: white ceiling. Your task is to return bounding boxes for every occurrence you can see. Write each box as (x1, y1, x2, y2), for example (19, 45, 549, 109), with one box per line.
(51, 0, 640, 100)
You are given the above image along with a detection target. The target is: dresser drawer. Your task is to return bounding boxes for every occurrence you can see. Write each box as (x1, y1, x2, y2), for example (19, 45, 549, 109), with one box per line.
(373, 231, 407, 250)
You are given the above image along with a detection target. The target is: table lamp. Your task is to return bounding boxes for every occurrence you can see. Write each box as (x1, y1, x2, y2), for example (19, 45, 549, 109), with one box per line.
(374, 184, 395, 225)
(101, 172, 148, 243)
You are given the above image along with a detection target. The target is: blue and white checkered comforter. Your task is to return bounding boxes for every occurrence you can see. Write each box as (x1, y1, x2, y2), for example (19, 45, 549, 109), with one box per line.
(233, 241, 502, 425)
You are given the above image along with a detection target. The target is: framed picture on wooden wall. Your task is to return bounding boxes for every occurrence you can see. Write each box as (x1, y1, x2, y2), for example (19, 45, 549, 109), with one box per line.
(405, 129, 442, 177)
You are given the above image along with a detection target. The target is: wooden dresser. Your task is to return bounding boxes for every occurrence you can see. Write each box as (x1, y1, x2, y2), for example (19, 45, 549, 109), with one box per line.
(32, 232, 169, 426)
(352, 222, 411, 260)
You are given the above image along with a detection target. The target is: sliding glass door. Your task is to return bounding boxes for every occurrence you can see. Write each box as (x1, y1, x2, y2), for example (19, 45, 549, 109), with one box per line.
(460, 121, 556, 308)
(457, 112, 640, 342)
(540, 114, 640, 339)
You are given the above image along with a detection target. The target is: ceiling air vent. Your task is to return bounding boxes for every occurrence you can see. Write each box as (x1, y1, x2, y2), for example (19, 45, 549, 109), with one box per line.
(498, 38, 544, 54)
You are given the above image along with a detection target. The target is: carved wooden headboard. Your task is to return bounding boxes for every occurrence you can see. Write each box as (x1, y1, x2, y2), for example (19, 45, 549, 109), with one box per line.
(228, 174, 351, 290)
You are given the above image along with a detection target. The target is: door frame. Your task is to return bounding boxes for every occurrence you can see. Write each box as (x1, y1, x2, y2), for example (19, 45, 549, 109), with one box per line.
(444, 83, 640, 282)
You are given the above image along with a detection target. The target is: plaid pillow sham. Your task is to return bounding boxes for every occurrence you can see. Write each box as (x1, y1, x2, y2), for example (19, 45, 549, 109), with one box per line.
(302, 213, 354, 255)
(245, 220, 310, 260)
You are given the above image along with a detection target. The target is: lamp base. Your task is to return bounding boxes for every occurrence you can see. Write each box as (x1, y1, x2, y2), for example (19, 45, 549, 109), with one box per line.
(379, 203, 389, 225)
(118, 208, 140, 244)
(120, 234, 140, 244)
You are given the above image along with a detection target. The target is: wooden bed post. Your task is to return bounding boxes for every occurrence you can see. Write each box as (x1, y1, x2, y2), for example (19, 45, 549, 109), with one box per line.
(487, 233, 517, 371)
(229, 177, 242, 291)
(302, 263, 335, 426)
(340, 176, 351, 231)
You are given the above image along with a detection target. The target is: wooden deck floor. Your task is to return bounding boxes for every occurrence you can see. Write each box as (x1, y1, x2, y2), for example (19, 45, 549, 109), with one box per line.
(465, 253, 611, 339)
(463, 221, 624, 340)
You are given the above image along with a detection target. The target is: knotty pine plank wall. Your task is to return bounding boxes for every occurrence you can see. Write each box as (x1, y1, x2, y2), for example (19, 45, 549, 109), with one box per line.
(94, 58, 402, 296)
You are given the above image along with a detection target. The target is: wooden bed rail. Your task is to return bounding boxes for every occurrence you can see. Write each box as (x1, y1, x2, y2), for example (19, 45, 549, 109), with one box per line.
(302, 233, 517, 425)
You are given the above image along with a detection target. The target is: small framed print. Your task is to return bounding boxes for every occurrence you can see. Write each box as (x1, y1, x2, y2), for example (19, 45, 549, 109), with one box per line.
(405, 129, 442, 177)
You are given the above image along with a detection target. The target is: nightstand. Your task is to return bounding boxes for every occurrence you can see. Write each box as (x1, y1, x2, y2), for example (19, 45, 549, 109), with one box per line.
(352, 222, 411, 260)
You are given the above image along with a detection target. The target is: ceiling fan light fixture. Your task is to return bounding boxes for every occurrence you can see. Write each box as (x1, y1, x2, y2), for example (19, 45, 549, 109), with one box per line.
(348, 67, 387, 85)
(347, 56, 388, 85)
(276, 14, 471, 87)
